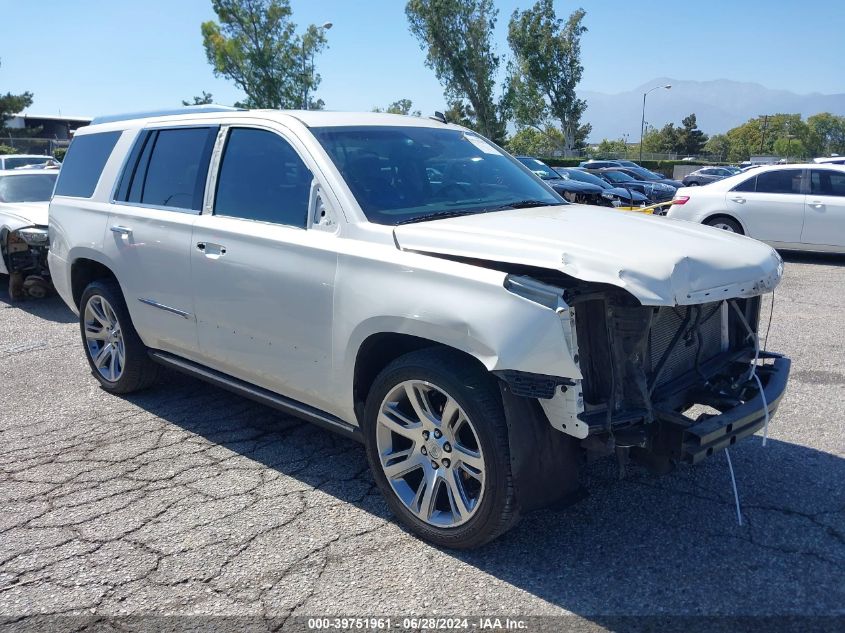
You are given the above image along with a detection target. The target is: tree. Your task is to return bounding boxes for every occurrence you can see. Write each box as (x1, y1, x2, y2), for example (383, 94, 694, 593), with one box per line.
(182, 91, 214, 106)
(505, 1, 588, 151)
(0, 59, 34, 131)
(406, 0, 506, 143)
(594, 139, 627, 156)
(443, 100, 476, 129)
(201, 0, 328, 109)
(640, 123, 679, 154)
(676, 113, 708, 155)
(806, 112, 845, 157)
(704, 134, 731, 160)
(773, 137, 807, 161)
(725, 114, 808, 161)
(506, 126, 565, 156)
(373, 99, 422, 117)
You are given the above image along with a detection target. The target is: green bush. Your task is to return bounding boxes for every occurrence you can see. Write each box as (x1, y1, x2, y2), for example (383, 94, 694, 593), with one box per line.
(0, 144, 16, 155)
(53, 147, 68, 162)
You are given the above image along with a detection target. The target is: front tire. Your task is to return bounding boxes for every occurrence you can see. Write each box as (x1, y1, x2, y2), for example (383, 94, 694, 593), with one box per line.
(79, 279, 159, 394)
(363, 348, 518, 549)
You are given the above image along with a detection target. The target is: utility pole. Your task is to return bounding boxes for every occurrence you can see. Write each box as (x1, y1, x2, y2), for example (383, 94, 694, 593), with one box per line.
(759, 115, 769, 154)
(639, 84, 671, 162)
(302, 22, 333, 110)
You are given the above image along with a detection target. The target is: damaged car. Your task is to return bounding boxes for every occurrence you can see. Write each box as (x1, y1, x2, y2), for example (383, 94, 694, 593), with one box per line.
(0, 169, 57, 299)
(49, 109, 790, 549)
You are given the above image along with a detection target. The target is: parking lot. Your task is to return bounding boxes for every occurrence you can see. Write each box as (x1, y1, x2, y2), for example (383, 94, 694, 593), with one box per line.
(0, 253, 842, 625)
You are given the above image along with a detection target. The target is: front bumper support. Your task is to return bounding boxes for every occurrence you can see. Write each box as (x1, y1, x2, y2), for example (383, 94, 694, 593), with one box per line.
(655, 355, 791, 464)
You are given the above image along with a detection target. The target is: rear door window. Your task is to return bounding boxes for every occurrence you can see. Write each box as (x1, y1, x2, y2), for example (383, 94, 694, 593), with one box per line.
(54, 131, 121, 198)
(116, 127, 216, 211)
(754, 169, 803, 194)
(810, 170, 845, 197)
(213, 127, 312, 227)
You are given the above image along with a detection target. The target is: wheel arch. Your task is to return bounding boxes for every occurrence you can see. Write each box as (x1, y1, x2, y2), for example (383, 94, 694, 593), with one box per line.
(352, 331, 490, 424)
(70, 255, 120, 309)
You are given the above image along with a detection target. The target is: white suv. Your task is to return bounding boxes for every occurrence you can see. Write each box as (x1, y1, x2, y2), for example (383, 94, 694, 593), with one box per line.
(666, 164, 845, 253)
(49, 108, 790, 548)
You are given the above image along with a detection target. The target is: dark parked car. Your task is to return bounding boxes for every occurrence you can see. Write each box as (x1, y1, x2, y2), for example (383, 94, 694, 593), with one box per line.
(516, 156, 603, 204)
(594, 168, 676, 203)
(554, 167, 649, 206)
(578, 159, 624, 169)
(682, 166, 737, 186)
(603, 165, 683, 189)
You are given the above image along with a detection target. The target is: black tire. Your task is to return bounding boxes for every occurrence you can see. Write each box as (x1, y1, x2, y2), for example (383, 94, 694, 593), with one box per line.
(704, 215, 743, 235)
(79, 279, 159, 394)
(363, 347, 518, 549)
(687, 181, 700, 186)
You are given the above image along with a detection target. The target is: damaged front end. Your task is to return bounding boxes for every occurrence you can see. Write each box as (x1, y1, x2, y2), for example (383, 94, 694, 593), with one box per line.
(502, 273, 789, 470)
(4, 226, 53, 300)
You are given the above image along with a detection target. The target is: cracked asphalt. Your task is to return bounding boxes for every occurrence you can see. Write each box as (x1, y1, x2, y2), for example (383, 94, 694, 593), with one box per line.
(0, 252, 842, 626)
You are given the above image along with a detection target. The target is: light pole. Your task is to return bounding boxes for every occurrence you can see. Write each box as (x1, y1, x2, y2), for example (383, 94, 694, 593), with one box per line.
(302, 21, 332, 110)
(639, 84, 671, 162)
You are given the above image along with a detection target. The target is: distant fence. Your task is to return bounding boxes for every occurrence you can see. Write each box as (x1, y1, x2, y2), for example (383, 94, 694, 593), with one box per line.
(0, 137, 70, 156)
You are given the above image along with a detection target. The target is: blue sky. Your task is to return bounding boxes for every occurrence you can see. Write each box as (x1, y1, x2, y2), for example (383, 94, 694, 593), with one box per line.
(2, 0, 843, 120)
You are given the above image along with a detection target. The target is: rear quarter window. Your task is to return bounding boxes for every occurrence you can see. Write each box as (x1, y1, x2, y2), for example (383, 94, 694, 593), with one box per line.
(54, 131, 121, 198)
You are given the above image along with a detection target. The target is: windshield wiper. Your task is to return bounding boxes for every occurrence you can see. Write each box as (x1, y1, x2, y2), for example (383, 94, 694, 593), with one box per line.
(396, 210, 478, 225)
(481, 199, 560, 211)
(395, 199, 559, 225)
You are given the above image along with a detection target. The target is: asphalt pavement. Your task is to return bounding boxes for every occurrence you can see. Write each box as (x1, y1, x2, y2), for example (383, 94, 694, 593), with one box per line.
(0, 253, 842, 629)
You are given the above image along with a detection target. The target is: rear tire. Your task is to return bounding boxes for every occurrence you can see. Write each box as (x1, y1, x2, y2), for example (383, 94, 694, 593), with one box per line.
(79, 279, 159, 394)
(704, 215, 743, 234)
(363, 348, 518, 549)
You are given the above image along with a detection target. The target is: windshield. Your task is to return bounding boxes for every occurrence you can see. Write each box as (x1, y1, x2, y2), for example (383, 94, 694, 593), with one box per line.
(4, 156, 58, 169)
(626, 167, 659, 180)
(0, 173, 57, 202)
(558, 168, 609, 188)
(312, 126, 563, 225)
(603, 170, 636, 183)
(515, 157, 557, 180)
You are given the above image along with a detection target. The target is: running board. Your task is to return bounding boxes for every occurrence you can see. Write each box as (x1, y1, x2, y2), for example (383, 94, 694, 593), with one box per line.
(148, 350, 363, 443)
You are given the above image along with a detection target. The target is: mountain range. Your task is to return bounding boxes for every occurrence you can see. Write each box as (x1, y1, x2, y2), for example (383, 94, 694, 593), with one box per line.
(580, 78, 845, 142)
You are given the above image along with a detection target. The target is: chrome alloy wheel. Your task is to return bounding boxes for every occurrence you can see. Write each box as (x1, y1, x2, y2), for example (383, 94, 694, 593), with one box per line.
(83, 295, 125, 382)
(712, 221, 736, 232)
(376, 380, 486, 528)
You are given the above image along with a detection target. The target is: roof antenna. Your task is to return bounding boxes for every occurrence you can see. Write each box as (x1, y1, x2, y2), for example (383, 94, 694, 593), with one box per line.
(429, 111, 447, 124)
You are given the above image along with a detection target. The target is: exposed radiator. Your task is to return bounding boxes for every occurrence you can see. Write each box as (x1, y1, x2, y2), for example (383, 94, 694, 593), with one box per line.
(649, 303, 723, 388)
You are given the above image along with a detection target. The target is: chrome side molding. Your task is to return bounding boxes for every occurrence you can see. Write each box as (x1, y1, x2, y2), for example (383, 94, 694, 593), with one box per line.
(138, 298, 192, 319)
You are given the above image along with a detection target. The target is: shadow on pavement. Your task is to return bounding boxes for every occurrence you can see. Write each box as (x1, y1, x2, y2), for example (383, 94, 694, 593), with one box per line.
(120, 369, 845, 618)
(780, 251, 845, 267)
(0, 275, 77, 324)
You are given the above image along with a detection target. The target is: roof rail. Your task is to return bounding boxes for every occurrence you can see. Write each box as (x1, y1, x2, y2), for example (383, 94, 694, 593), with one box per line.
(90, 105, 245, 126)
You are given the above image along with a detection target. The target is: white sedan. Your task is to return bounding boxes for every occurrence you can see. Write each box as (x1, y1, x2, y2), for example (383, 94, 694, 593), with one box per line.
(665, 163, 845, 253)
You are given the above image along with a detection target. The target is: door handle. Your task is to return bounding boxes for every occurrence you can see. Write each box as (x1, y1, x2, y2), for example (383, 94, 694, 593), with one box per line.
(110, 225, 133, 236)
(197, 242, 227, 257)
(729, 197, 746, 203)
(809, 200, 825, 208)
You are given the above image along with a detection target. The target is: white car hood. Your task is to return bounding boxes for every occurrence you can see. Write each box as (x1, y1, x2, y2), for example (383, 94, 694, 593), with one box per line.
(393, 205, 783, 306)
(0, 201, 49, 227)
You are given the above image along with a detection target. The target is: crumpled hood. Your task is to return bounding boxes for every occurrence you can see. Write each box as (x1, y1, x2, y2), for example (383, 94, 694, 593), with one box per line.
(393, 205, 783, 306)
(0, 201, 49, 227)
